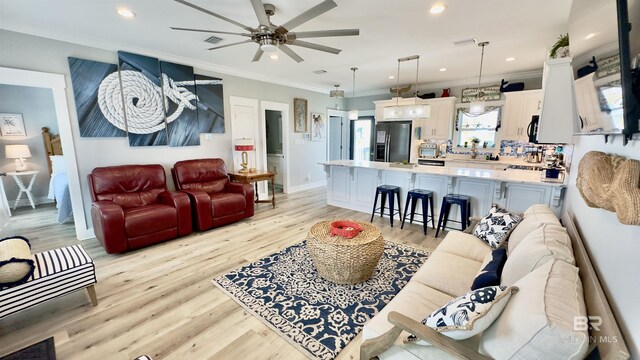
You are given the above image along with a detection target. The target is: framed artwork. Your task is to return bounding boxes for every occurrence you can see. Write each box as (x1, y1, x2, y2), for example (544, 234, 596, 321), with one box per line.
(294, 98, 307, 133)
(311, 112, 325, 141)
(0, 113, 27, 136)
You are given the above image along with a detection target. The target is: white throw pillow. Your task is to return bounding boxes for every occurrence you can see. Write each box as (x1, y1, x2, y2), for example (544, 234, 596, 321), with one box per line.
(0, 236, 35, 287)
(405, 285, 518, 345)
(50, 155, 67, 175)
(473, 204, 523, 249)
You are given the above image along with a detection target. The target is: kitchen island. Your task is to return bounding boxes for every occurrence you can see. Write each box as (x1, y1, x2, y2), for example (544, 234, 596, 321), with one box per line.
(320, 160, 566, 219)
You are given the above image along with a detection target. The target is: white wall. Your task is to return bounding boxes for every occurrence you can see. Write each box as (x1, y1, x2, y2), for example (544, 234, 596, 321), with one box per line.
(0, 29, 346, 230)
(563, 134, 640, 357)
(0, 84, 58, 205)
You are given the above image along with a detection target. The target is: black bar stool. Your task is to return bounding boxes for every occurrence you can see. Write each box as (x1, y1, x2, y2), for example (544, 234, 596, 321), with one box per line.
(435, 194, 472, 237)
(370, 185, 402, 227)
(401, 189, 435, 235)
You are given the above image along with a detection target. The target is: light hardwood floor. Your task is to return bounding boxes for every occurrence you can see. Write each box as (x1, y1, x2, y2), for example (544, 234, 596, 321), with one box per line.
(0, 188, 446, 359)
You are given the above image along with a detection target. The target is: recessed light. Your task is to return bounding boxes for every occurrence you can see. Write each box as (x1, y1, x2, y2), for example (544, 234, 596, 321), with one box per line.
(388, 75, 395, 79)
(505, 57, 516, 62)
(117, 8, 136, 18)
(430, 3, 447, 14)
(439, 67, 447, 72)
(269, 54, 279, 60)
(585, 33, 596, 40)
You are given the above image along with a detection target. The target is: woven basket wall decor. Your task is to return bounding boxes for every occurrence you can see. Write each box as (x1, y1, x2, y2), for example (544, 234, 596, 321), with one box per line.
(576, 151, 640, 225)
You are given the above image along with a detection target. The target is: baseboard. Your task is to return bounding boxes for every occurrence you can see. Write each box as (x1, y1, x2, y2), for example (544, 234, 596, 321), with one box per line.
(287, 180, 327, 194)
(77, 227, 95, 241)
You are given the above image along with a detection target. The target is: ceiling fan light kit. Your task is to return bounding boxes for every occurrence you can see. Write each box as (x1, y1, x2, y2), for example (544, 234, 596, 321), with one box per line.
(172, 0, 359, 63)
(384, 55, 430, 120)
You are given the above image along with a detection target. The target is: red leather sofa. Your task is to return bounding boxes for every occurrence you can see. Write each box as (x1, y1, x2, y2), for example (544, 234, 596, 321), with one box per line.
(172, 158, 254, 231)
(89, 164, 192, 254)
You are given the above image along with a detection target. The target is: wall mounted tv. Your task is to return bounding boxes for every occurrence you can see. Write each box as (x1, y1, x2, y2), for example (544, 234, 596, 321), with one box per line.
(569, 0, 639, 144)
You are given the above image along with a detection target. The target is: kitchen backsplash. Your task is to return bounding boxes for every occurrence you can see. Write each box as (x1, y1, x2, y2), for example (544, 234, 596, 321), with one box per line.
(423, 138, 574, 162)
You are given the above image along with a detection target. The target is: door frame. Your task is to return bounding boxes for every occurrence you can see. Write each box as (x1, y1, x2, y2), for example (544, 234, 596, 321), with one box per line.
(0, 67, 90, 239)
(326, 108, 348, 160)
(349, 116, 375, 161)
(260, 101, 290, 194)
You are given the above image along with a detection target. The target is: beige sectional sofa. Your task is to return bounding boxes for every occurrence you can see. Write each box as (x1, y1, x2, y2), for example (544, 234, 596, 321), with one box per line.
(361, 204, 591, 359)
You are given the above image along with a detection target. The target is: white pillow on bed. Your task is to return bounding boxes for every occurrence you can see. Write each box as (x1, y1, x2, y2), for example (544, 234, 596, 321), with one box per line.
(50, 155, 67, 175)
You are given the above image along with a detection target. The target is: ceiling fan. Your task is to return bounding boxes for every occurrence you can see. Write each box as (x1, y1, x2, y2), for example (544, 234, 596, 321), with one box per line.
(171, 0, 360, 63)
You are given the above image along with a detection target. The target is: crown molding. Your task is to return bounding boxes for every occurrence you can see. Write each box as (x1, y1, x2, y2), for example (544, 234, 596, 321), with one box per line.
(0, 25, 331, 94)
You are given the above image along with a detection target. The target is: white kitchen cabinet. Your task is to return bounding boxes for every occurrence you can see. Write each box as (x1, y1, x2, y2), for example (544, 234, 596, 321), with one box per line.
(502, 90, 542, 140)
(537, 58, 579, 143)
(350, 168, 379, 210)
(502, 183, 551, 213)
(413, 174, 449, 217)
(573, 72, 616, 132)
(327, 166, 351, 208)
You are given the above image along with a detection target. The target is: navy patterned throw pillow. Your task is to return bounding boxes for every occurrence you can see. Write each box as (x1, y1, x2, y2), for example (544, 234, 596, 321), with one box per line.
(471, 248, 508, 290)
(405, 285, 518, 345)
(473, 204, 523, 248)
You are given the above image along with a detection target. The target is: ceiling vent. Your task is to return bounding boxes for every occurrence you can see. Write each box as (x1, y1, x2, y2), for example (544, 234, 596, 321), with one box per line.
(204, 35, 223, 44)
(312, 69, 328, 75)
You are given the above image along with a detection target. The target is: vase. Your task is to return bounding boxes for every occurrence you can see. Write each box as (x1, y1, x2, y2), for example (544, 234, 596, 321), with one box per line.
(471, 142, 478, 159)
(441, 88, 450, 97)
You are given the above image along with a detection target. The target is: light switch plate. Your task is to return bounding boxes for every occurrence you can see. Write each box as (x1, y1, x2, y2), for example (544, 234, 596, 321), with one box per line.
(204, 134, 213, 140)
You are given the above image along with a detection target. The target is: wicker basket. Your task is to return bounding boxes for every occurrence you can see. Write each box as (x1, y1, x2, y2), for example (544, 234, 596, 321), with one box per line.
(307, 220, 384, 284)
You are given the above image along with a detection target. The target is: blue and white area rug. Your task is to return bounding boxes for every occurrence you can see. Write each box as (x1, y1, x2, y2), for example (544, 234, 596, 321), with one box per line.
(212, 240, 428, 360)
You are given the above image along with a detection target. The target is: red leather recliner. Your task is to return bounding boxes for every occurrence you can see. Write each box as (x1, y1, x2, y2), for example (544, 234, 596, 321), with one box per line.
(89, 164, 192, 254)
(171, 158, 254, 231)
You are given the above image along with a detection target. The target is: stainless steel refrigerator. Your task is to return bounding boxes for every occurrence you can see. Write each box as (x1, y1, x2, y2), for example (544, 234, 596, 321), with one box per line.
(374, 121, 412, 162)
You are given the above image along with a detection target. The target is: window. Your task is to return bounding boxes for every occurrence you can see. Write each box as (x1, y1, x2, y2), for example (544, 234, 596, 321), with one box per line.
(456, 107, 501, 147)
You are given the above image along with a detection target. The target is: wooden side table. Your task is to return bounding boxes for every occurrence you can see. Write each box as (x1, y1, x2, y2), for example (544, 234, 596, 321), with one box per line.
(228, 171, 277, 208)
(7, 170, 39, 210)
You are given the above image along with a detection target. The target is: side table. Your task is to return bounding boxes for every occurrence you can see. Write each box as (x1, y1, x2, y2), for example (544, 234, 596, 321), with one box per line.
(228, 171, 277, 208)
(7, 170, 39, 210)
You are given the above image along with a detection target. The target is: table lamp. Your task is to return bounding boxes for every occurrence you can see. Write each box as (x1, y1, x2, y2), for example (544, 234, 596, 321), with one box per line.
(5, 144, 31, 172)
(234, 138, 254, 173)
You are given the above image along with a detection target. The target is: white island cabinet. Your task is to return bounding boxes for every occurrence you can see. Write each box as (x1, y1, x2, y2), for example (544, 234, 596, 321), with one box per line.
(322, 160, 566, 219)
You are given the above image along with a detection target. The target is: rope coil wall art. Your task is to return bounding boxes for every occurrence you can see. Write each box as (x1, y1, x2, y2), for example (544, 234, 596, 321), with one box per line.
(576, 151, 640, 225)
(68, 53, 224, 146)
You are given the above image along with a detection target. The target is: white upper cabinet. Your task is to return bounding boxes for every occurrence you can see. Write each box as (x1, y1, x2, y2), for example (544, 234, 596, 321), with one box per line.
(502, 89, 542, 140)
(374, 97, 456, 139)
(537, 58, 579, 143)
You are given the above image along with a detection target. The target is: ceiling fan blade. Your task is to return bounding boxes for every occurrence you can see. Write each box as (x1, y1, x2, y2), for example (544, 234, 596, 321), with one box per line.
(173, 0, 255, 32)
(275, 0, 337, 34)
(170, 27, 251, 36)
(207, 39, 253, 50)
(288, 29, 359, 39)
(279, 45, 304, 63)
(250, 0, 271, 28)
(252, 47, 264, 62)
(288, 40, 341, 54)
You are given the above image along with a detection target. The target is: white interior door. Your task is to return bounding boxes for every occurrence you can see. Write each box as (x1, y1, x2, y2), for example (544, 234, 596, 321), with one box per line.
(0, 174, 12, 237)
(327, 109, 348, 160)
(230, 96, 268, 200)
(260, 101, 290, 193)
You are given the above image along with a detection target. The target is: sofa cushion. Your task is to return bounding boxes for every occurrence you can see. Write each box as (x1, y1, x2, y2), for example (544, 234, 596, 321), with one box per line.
(412, 251, 483, 297)
(362, 281, 453, 340)
(124, 204, 178, 238)
(435, 231, 492, 263)
(508, 206, 561, 255)
(471, 248, 507, 290)
(90, 165, 166, 208)
(501, 224, 575, 285)
(473, 204, 523, 249)
(479, 260, 589, 360)
(210, 193, 247, 217)
(407, 285, 517, 345)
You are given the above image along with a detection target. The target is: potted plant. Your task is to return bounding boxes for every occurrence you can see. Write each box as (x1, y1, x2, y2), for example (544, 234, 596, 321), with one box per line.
(469, 137, 481, 159)
(550, 34, 570, 59)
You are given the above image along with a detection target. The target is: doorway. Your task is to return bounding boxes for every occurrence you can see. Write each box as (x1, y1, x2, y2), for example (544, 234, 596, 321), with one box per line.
(265, 109, 284, 194)
(349, 117, 374, 161)
(327, 109, 349, 161)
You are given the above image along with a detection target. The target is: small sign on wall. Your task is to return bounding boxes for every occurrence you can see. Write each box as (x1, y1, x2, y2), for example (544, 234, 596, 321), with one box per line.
(0, 113, 27, 137)
(461, 86, 501, 103)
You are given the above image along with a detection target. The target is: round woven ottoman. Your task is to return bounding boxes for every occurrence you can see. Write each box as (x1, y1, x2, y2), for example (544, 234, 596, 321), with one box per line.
(306, 220, 384, 284)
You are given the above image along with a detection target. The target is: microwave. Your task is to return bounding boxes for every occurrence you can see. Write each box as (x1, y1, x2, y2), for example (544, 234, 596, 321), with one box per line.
(418, 143, 439, 158)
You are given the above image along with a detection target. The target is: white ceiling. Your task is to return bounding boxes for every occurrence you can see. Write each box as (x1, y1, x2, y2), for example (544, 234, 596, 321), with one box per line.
(0, 0, 573, 96)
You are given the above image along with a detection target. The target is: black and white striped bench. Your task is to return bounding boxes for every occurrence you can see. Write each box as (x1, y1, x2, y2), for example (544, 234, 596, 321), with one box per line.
(0, 245, 97, 319)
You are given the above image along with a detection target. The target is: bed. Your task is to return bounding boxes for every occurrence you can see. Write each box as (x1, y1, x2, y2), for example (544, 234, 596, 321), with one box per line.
(42, 127, 73, 224)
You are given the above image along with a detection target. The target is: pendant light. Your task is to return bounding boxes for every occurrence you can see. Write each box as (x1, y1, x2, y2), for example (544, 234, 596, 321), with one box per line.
(383, 55, 430, 120)
(329, 84, 344, 98)
(349, 67, 359, 120)
(469, 41, 489, 115)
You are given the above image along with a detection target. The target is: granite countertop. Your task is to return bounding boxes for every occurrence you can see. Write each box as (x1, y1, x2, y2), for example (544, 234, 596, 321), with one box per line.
(320, 160, 566, 187)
